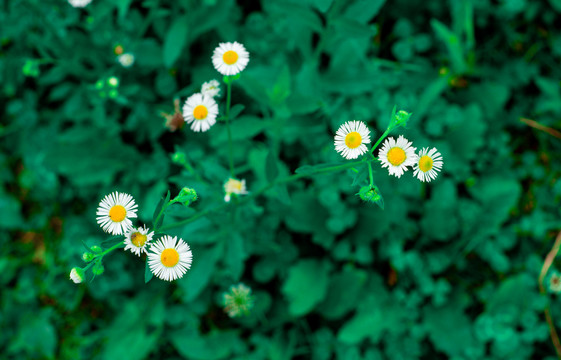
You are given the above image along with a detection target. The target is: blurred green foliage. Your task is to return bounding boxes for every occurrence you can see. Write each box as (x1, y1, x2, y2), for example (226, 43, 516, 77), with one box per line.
(2, 0, 561, 359)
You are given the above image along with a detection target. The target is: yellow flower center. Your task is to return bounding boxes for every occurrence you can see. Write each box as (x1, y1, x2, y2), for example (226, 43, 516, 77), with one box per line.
(418, 155, 433, 172)
(130, 232, 147, 248)
(344, 132, 362, 149)
(387, 147, 406, 166)
(222, 50, 239, 65)
(193, 105, 208, 120)
(161, 248, 180, 267)
(109, 205, 126, 222)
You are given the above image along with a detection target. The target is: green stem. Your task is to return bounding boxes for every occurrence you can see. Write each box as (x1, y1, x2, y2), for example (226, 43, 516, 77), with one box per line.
(225, 79, 234, 176)
(368, 162, 374, 187)
(96, 241, 124, 258)
(369, 128, 392, 155)
(153, 202, 171, 231)
(159, 158, 370, 232)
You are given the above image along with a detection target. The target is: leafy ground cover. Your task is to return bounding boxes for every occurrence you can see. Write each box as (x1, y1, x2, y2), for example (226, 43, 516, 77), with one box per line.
(2, 0, 561, 359)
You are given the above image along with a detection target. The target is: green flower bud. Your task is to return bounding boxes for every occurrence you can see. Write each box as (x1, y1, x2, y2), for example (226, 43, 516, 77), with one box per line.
(69, 267, 85, 284)
(91, 245, 102, 253)
(22, 60, 40, 77)
(357, 185, 384, 209)
(392, 110, 412, 129)
(173, 187, 198, 206)
(95, 80, 104, 89)
(82, 252, 95, 262)
(108, 89, 119, 99)
(92, 262, 105, 275)
(171, 152, 186, 165)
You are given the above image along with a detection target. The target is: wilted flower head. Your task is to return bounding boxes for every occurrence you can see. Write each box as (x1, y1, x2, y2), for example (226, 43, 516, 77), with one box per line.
(223, 283, 255, 318)
(548, 270, 561, 294)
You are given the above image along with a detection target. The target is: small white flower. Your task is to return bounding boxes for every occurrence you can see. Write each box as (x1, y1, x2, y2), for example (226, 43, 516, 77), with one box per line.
(182, 93, 219, 132)
(413, 147, 443, 182)
(212, 42, 250, 76)
(96, 192, 138, 235)
(117, 53, 135, 68)
(124, 226, 155, 256)
(68, 0, 92, 8)
(147, 235, 193, 281)
(334, 121, 371, 160)
(224, 178, 248, 202)
(70, 268, 85, 284)
(378, 135, 418, 178)
(201, 79, 221, 98)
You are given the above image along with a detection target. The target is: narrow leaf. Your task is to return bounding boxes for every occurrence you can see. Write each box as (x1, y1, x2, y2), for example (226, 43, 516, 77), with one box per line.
(265, 150, 279, 183)
(163, 16, 189, 68)
(145, 260, 153, 283)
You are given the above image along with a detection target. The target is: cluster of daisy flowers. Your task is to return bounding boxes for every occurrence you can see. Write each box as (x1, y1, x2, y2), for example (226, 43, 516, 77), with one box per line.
(168, 41, 250, 204)
(334, 117, 444, 183)
(69, 191, 193, 283)
(181, 41, 249, 133)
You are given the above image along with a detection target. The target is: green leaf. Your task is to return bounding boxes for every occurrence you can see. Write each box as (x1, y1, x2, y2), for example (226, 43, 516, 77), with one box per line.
(318, 266, 367, 319)
(343, 0, 385, 24)
(295, 162, 348, 175)
(229, 104, 245, 120)
(152, 190, 170, 230)
(351, 164, 369, 187)
(144, 260, 153, 284)
(431, 19, 466, 74)
(171, 329, 242, 360)
(224, 233, 247, 281)
(265, 150, 279, 183)
(177, 244, 222, 301)
(163, 15, 189, 68)
(282, 259, 331, 316)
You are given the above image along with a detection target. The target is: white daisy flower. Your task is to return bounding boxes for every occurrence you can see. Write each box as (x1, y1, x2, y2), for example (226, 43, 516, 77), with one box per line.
(70, 267, 85, 284)
(117, 53, 135, 68)
(212, 42, 250, 76)
(224, 178, 248, 202)
(123, 226, 154, 257)
(96, 192, 138, 235)
(334, 120, 371, 159)
(413, 147, 443, 182)
(147, 235, 193, 281)
(378, 135, 418, 178)
(182, 93, 219, 132)
(201, 79, 221, 98)
(68, 0, 92, 7)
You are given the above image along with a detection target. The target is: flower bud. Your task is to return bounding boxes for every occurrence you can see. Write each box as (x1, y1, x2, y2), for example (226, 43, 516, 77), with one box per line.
(392, 110, 412, 129)
(90, 245, 102, 253)
(173, 187, 198, 206)
(69, 267, 85, 284)
(82, 252, 95, 262)
(92, 262, 105, 276)
(357, 185, 384, 209)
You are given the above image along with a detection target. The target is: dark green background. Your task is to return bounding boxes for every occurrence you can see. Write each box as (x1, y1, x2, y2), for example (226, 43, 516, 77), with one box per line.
(2, 0, 561, 359)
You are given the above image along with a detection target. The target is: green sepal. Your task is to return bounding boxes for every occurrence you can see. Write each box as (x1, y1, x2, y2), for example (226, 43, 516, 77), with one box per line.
(223, 73, 241, 84)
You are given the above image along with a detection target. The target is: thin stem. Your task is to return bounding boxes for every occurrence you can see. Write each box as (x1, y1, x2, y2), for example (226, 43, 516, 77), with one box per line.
(520, 117, 561, 140)
(368, 162, 374, 187)
(153, 202, 171, 231)
(159, 158, 370, 232)
(225, 79, 234, 176)
(96, 241, 124, 258)
(538, 230, 561, 359)
(369, 128, 392, 155)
